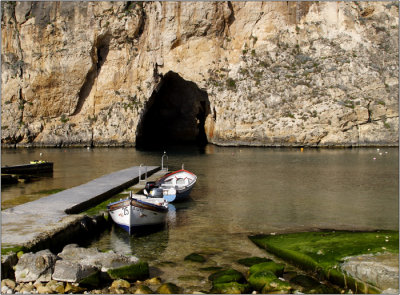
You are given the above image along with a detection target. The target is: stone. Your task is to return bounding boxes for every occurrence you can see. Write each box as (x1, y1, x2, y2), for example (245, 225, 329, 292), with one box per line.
(237, 257, 272, 267)
(184, 253, 207, 263)
(341, 252, 399, 291)
(106, 261, 149, 281)
(210, 282, 251, 294)
(249, 261, 285, 277)
(145, 277, 162, 285)
(64, 282, 86, 293)
(111, 279, 130, 289)
(52, 259, 98, 283)
(15, 250, 57, 283)
(134, 285, 153, 294)
(45, 280, 65, 294)
(261, 278, 291, 293)
(248, 270, 277, 291)
(1, 279, 16, 290)
(156, 282, 181, 294)
(208, 269, 246, 284)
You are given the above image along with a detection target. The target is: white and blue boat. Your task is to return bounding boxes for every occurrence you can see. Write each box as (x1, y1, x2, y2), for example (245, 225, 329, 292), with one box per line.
(144, 169, 197, 202)
(107, 192, 168, 234)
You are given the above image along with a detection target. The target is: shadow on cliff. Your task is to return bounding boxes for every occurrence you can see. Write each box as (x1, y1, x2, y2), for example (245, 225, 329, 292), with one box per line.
(136, 71, 210, 150)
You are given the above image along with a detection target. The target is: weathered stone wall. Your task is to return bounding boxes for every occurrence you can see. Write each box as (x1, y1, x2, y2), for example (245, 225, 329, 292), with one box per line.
(1, 1, 398, 147)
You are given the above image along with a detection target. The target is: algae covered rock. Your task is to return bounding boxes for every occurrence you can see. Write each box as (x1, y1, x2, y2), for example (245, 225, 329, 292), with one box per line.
(156, 282, 181, 294)
(208, 269, 246, 284)
(249, 261, 285, 277)
(199, 266, 223, 272)
(248, 270, 277, 291)
(210, 282, 251, 294)
(135, 284, 153, 294)
(184, 253, 206, 263)
(261, 278, 291, 293)
(237, 257, 272, 267)
(107, 261, 149, 281)
(78, 270, 100, 287)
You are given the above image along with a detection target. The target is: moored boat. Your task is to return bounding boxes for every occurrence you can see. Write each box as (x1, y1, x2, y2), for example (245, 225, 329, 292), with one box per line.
(107, 192, 168, 234)
(1, 161, 53, 175)
(145, 169, 197, 202)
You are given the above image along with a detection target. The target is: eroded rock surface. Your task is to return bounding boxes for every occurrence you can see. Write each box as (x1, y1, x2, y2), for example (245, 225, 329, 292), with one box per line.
(1, 2, 398, 147)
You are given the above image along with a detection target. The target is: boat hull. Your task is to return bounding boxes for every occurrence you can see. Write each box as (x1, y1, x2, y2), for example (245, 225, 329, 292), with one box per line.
(108, 197, 167, 234)
(156, 169, 197, 202)
(1, 162, 53, 175)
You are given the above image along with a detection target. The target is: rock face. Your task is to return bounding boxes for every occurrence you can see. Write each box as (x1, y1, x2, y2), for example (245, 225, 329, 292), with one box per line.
(1, 1, 398, 147)
(14, 250, 56, 283)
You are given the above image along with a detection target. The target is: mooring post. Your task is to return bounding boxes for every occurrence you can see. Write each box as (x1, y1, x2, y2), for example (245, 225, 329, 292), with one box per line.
(162, 151, 168, 171)
(139, 164, 143, 183)
(182, 163, 184, 170)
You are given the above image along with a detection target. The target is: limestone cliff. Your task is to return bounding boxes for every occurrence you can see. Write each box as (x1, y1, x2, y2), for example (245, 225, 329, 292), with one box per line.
(1, 1, 398, 147)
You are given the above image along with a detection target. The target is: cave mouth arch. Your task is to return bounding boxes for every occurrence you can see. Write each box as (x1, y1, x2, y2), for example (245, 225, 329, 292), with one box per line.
(136, 71, 210, 149)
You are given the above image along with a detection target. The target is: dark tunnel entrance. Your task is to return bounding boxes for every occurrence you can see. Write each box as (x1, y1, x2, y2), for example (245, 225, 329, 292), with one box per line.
(136, 72, 210, 149)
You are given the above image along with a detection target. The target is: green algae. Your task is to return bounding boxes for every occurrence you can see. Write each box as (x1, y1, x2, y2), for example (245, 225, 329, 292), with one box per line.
(78, 271, 100, 287)
(247, 270, 277, 291)
(208, 269, 246, 284)
(199, 266, 223, 272)
(107, 261, 149, 281)
(249, 230, 398, 293)
(237, 256, 271, 267)
(249, 261, 285, 277)
(210, 282, 251, 294)
(156, 282, 181, 294)
(135, 285, 153, 294)
(1, 245, 27, 255)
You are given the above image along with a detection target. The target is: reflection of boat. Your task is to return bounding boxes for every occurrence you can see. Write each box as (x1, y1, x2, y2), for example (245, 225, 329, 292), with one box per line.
(107, 192, 168, 234)
(145, 169, 197, 202)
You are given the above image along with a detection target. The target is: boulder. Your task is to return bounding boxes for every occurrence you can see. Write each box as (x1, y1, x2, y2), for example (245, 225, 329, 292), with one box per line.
(58, 244, 139, 271)
(237, 257, 272, 267)
(208, 269, 246, 284)
(1, 253, 18, 280)
(249, 261, 285, 277)
(15, 250, 56, 283)
(52, 259, 98, 283)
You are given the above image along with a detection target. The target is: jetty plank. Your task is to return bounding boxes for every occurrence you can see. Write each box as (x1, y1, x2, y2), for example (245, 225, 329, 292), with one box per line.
(1, 165, 159, 248)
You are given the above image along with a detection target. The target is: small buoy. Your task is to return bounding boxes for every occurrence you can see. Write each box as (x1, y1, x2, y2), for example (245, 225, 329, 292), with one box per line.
(377, 148, 380, 151)
(300, 147, 304, 152)
(87, 147, 90, 150)
(385, 151, 388, 154)
(39, 152, 43, 156)
(373, 157, 376, 160)
(379, 153, 382, 156)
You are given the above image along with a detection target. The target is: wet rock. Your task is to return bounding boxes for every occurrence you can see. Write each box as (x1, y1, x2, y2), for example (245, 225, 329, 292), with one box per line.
(210, 282, 251, 294)
(184, 253, 206, 263)
(145, 277, 162, 285)
(199, 266, 223, 272)
(248, 270, 277, 291)
(208, 269, 246, 284)
(19, 283, 35, 293)
(156, 282, 181, 294)
(52, 259, 98, 283)
(237, 257, 272, 267)
(1, 279, 16, 290)
(249, 261, 285, 277)
(15, 250, 56, 283)
(341, 252, 399, 290)
(1, 253, 18, 280)
(177, 275, 205, 282)
(111, 279, 130, 289)
(134, 285, 153, 294)
(78, 270, 100, 287)
(107, 261, 149, 281)
(64, 282, 86, 293)
(261, 278, 291, 294)
(45, 280, 65, 293)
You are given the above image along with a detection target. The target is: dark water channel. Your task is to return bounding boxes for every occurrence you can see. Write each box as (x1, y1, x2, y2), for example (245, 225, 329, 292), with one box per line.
(1, 146, 398, 292)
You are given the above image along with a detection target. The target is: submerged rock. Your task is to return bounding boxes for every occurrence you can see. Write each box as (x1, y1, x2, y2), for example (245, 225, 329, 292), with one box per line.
(237, 257, 272, 267)
(15, 249, 57, 283)
(210, 282, 251, 294)
(208, 269, 246, 284)
(106, 261, 149, 281)
(184, 253, 206, 263)
(249, 261, 285, 277)
(248, 270, 277, 291)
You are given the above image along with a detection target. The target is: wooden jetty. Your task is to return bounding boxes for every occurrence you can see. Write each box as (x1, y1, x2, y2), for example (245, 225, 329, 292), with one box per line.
(1, 165, 159, 250)
(1, 161, 53, 175)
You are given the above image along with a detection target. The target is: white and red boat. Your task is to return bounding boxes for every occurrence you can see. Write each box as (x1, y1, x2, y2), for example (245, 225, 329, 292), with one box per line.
(144, 169, 197, 202)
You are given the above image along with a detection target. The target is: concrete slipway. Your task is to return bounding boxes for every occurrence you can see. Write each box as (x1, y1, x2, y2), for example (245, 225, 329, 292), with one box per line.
(1, 165, 159, 250)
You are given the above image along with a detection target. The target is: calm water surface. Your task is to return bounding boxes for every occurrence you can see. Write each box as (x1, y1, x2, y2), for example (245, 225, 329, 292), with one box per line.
(1, 146, 398, 291)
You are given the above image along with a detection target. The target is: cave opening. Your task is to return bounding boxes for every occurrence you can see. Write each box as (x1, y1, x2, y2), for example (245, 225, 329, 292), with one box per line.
(136, 72, 210, 149)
